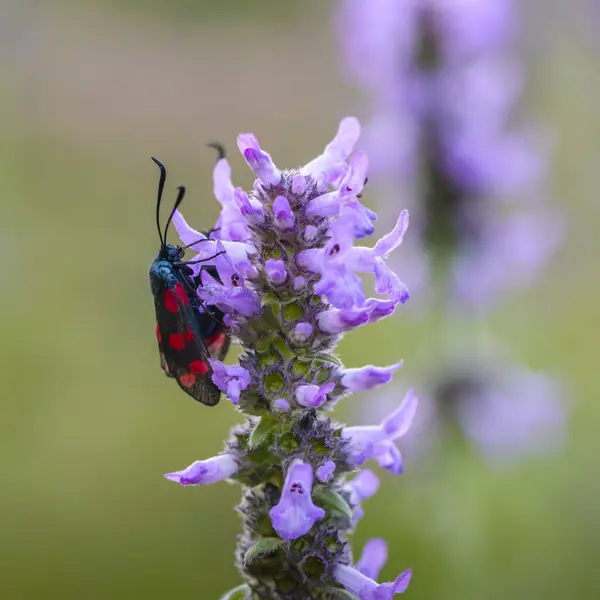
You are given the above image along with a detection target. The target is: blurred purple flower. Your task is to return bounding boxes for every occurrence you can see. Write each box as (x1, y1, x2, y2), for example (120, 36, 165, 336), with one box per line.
(373, 359, 567, 463)
(356, 538, 388, 580)
(337, 0, 562, 310)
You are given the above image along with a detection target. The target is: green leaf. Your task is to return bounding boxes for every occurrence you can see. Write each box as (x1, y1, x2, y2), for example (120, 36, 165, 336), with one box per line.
(219, 583, 250, 600)
(322, 588, 358, 600)
(306, 352, 343, 367)
(248, 415, 279, 449)
(248, 415, 278, 448)
(243, 537, 286, 566)
(313, 487, 353, 521)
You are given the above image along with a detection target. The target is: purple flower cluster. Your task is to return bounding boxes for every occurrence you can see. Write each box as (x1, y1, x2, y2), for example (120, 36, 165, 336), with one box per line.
(164, 118, 416, 599)
(338, 0, 562, 309)
(338, 0, 566, 463)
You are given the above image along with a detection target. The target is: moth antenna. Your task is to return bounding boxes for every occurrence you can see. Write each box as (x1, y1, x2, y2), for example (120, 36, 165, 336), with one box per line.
(207, 142, 226, 161)
(163, 185, 186, 245)
(151, 157, 167, 247)
(174, 250, 226, 267)
(183, 237, 212, 250)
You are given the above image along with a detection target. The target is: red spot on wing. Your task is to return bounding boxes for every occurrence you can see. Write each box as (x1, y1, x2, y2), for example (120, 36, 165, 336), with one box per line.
(169, 333, 185, 351)
(175, 282, 189, 305)
(179, 372, 196, 388)
(164, 289, 179, 313)
(190, 360, 209, 375)
(205, 331, 225, 345)
(184, 328, 195, 342)
(156, 322, 162, 343)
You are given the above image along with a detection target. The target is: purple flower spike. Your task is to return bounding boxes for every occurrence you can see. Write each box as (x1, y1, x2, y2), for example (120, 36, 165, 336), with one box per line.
(265, 259, 287, 284)
(162, 117, 415, 597)
(209, 359, 252, 404)
(316, 460, 336, 483)
(273, 195, 295, 230)
(295, 382, 336, 408)
(341, 361, 404, 392)
(334, 564, 412, 599)
(269, 460, 325, 541)
(237, 133, 281, 187)
(290, 322, 313, 344)
(356, 538, 388, 580)
(164, 454, 238, 486)
(343, 390, 418, 473)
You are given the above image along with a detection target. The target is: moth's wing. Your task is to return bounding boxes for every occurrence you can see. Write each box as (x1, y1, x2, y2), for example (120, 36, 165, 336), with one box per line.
(159, 346, 174, 377)
(154, 321, 174, 377)
(206, 330, 231, 362)
(196, 308, 231, 362)
(154, 280, 221, 406)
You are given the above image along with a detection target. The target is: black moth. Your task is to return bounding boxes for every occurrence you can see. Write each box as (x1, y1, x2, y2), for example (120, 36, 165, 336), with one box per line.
(149, 157, 230, 406)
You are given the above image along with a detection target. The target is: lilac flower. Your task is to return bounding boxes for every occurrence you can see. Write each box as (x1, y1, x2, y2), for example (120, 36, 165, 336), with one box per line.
(172, 210, 253, 269)
(341, 361, 404, 392)
(290, 322, 313, 344)
(269, 460, 325, 541)
(208, 359, 251, 404)
(306, 151, 377, 238)
(161, 118, 416, 598)
(301, 116, 361, 184)
(211, 151, 249, 242)
(356, 538, 388, 580)
(196, 245, 261, 317)
(298, 209, 410, 308)
(334, 563, 412, 599)
(316, 460, 336, 483)
(273, 398, 291, 413)
(273, 195, 295, 230)
(346, 469, 380, 523)
(316, 299, 397, 334)
(343, 390, 418, 473)
(265, 259, 287, 284)
(237, 133, 281, 187)
(164, 454, 238, 486)
(295, 382, 335, 409)
(234, 187, 265, 224)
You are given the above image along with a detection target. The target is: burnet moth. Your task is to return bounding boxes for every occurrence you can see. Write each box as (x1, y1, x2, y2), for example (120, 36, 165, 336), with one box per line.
(149, 157, 230, 406)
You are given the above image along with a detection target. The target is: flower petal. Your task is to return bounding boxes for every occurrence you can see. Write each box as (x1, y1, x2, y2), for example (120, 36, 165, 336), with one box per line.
(164, 454, 238, 486)
(269, 460, 325, 541)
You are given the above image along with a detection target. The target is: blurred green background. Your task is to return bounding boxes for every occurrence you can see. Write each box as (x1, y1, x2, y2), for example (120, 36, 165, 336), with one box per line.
(2, 1, 599, 598)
